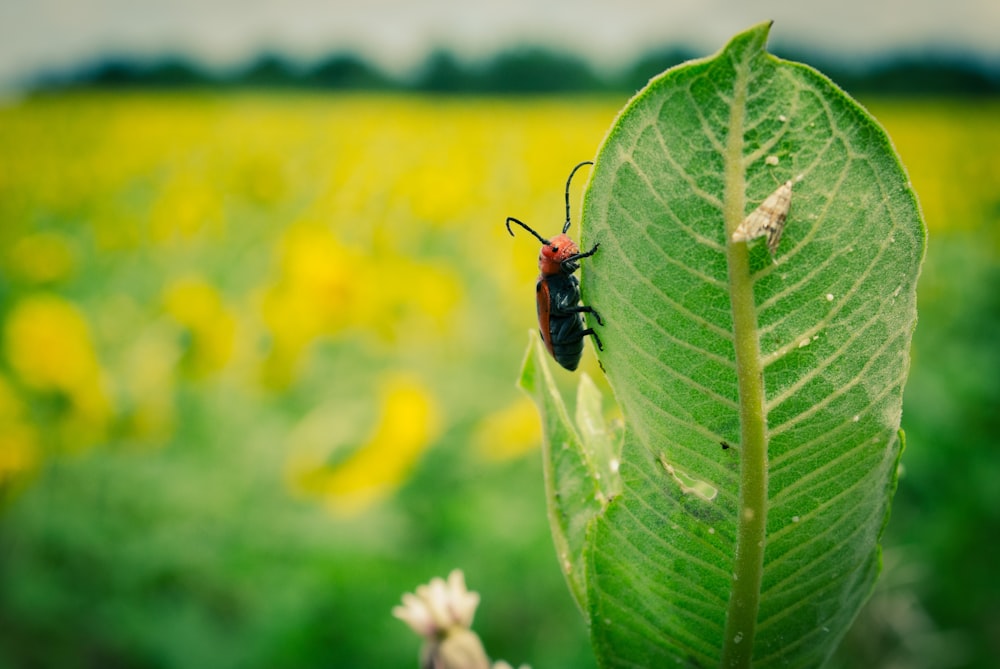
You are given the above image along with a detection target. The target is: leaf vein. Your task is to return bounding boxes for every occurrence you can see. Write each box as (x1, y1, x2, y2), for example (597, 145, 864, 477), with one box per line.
(768, 337, 908, 437)
(615, 491, 733, 596)
(609, 197, 729, 290)
(769, 370, 905, 469)
(764, 301, 909, 412)
(651, 122, 725, 210)
(595, 586, 718, 666)
(599, 225, 735, 341)
(685, 87, 727, 153)
(615, 149, 726, 252)
(758, 496, 882, 612)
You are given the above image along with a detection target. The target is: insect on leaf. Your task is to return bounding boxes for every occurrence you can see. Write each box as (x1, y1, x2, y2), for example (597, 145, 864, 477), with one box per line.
(732, 175, 802, 254)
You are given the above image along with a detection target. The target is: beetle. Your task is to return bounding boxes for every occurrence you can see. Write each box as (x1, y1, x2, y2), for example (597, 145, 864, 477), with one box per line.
(506, 160, 603, 371)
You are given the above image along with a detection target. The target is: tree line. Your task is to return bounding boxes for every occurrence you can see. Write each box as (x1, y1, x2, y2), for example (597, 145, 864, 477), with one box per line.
(34, 46, 1000, 96)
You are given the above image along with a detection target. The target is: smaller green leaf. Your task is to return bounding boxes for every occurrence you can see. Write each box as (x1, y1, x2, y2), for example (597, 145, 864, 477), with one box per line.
(574, 373, 624, 502)
(518, 334, 621, 612)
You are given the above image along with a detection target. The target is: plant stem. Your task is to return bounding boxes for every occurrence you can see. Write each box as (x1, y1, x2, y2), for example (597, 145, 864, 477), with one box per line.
(720, 38, 770, 669)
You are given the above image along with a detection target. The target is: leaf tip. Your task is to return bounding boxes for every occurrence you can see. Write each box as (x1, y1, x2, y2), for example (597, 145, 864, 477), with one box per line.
(517, 330, 540, 394)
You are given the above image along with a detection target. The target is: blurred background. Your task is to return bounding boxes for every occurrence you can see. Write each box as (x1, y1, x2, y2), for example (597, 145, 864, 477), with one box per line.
(0, 2, 997, 668)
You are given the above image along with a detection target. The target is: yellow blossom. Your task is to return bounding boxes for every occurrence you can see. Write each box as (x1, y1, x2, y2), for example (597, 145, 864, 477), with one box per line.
(163, 277, 236, 377)
(149, 175, 225, 242)
(2, 293, 113, 449)
(288, 374, 440, 516)
(120, 331, 179, 443)
(4, 293, 102, 393)
(0, 373, 39, 485)
(474, 397, 542, 461)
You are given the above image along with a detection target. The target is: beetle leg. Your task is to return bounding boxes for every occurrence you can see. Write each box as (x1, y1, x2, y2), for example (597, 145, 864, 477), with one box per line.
(582, 328, 604, 351)
(565, 304, 604, 326)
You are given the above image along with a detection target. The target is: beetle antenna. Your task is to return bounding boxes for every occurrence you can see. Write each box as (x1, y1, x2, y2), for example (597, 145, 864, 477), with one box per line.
(563, 161, 594, 233)
(506, 217, 550, 245)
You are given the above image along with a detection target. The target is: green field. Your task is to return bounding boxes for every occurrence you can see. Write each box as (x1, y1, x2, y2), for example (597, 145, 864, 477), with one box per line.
(0, 92, 997, 668)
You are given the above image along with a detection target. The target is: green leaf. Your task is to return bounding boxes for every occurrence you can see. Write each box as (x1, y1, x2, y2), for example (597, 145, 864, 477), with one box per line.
(518, 334, 623, 613)
(530, 21, 924, 667)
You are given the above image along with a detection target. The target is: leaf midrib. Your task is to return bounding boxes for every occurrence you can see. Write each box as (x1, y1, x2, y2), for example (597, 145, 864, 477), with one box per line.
(718, 37, 770, 669)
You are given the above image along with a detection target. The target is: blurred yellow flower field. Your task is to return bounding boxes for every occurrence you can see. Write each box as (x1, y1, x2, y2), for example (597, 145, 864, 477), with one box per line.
(0, 92, 617, 508)
(0, 92, 997, 504)
(0, 91, 997, 669)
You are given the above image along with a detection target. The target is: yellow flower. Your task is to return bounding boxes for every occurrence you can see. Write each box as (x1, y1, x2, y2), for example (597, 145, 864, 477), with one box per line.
(356, 254, 463, 343)
(0, 373, 39, 484)
(2, 293, 113, 449)
(163, 277, 236, 378)
(120, 331, 178, 443)
(288, 374, 440, 516)
(149, 172, 225, 243)
(474, 397, 541, 461)
(4, 293, 102, 393)
(259, 223, 361, 386)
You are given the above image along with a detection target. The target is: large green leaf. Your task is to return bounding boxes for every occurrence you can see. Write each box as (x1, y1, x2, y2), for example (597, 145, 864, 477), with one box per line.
(522, 21, 925, 668)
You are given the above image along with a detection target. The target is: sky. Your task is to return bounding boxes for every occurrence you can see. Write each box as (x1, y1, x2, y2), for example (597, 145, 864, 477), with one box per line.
(1, 0, 999, 89)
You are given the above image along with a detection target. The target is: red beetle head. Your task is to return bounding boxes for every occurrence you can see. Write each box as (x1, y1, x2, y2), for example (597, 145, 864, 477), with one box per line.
(538, 233, 580, 276)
